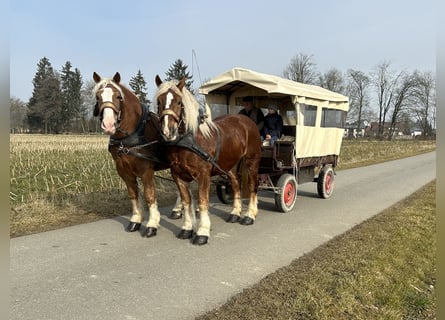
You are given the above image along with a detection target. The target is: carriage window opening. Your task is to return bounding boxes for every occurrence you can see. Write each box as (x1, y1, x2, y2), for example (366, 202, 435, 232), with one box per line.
(321, 108, 346, 128)
(285, 110, 297, 125)
(303, 104, 317, 127)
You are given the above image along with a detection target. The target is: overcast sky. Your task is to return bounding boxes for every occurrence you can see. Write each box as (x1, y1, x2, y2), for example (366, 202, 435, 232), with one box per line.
(10, 0, 436, 102)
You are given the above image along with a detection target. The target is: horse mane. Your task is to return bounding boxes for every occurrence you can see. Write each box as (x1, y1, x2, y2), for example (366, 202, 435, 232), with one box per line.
(154, 80, 215, 138)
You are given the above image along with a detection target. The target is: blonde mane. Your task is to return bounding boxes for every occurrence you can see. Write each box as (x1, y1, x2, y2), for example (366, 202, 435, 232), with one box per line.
(92, 78, 125, 99)
(154, 80, 215, 138)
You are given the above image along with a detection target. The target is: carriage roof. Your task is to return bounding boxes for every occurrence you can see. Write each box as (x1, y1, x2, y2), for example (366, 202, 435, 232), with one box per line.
(199, 67, 349, 111)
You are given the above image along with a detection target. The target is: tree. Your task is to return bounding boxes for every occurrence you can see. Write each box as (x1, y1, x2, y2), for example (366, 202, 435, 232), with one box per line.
(411, 71, 436, 137)
(10, 96, 27, 133)
(27, 57, 63, 133)
(81, 79, 100, 133)
(318, 68, 345, 93)
(60, 61, 83, 132)
(129, 69, 149, 105)
(387, 73, 418, 140)
(371, 61, 404, 139)
(283, 53, 318, 84)
(164, 59, 194, 92)
(346, 69, 371, 134)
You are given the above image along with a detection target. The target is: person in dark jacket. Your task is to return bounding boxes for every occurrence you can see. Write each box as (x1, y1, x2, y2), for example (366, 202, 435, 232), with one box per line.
(238, 96, 264, 132)
(262, 105, 283, 146)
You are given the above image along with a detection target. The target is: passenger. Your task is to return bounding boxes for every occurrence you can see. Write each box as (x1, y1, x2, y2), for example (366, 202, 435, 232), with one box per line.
(238, 96, 264, 132)
(262, 105, 283, 146)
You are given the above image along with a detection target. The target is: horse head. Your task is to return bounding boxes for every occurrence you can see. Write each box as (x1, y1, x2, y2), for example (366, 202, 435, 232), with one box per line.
(154, 75, 187, 141)
(93, 72, 125, 135)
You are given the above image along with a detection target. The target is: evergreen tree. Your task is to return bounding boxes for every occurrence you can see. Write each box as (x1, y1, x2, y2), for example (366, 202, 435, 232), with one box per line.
(60, 61, 83, 132)
(129, 69, 149, 105)
(164, 59, 194, 92)
(27, 57, 63, 133)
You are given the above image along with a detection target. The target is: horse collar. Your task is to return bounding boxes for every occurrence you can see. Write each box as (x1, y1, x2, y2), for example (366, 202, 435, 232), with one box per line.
(109, 103, 150, 148)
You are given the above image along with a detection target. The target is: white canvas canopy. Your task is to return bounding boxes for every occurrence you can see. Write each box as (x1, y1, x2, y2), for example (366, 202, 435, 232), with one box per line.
(199, 67, 349, 108)
(199, 67, 349, 159)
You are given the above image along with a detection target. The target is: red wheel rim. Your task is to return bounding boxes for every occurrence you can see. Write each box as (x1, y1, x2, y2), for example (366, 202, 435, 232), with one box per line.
(325, 173, 333, 194)
(284, 182, 296, 205)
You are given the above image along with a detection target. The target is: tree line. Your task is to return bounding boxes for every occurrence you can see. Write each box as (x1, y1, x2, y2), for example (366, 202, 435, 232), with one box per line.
(10, 57, 193, 134)
(10, 53, 435, 140)
(283, 53, 435, 139)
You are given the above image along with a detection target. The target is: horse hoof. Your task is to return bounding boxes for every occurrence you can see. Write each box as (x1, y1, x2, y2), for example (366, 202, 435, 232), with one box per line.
(240, 216, 255, 225)
(192, 235, 208, 245)
(169, 211, 183, 220)
(177, 229, 193, 239)
(142, 227, 157, 238)
(126, 222, 141, 232)
(226, 214, 240, 223)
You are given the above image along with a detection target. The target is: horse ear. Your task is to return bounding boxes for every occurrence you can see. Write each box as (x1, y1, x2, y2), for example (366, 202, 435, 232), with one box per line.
(93, 72, 101, 83)
(177, 77, 186, 91)
(113, 72, 121, 84)
(155, 75, 163, 87)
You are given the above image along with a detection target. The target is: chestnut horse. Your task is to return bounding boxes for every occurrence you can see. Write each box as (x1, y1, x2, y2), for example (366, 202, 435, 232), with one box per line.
(93, 72, 183, 237)
(154, 76, 262, 245)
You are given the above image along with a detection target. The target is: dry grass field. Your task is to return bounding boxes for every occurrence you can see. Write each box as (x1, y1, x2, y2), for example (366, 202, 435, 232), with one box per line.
(10, 134, 436, 237)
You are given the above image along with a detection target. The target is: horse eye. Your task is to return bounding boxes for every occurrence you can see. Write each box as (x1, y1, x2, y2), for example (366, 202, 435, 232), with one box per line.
(117, 95, 123, 100)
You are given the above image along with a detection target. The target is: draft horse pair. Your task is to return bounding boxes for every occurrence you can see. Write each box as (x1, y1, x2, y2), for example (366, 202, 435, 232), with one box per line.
(93, 72, 261, 245)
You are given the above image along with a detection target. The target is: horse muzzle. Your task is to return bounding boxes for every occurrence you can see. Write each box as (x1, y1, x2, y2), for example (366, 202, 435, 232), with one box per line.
(101, 107, 118, 135)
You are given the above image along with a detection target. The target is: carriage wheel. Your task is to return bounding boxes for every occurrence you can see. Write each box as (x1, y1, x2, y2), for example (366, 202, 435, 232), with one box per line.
(317, 166, 335, 199)
(216, 183, 234, 204)
(274, 173, 297, 213)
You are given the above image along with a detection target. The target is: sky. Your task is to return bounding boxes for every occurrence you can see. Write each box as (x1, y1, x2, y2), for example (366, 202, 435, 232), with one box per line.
(10, 0, 437, 102)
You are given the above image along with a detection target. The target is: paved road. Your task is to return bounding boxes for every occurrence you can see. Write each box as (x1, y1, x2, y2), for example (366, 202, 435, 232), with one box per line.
(11, 152, 435, 320)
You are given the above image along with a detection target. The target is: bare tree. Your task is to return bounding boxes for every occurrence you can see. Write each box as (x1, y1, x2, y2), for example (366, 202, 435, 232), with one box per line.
(81, 80, 99, 133)
(283, 53, 319, 84)
(346, 69, 370, 134)
(10, 96, 27, 133)
(318, 68, 345, 93)
(371, 61, 405, 139)
(387, 73, 418, 140)
(411, 71, 436, 137)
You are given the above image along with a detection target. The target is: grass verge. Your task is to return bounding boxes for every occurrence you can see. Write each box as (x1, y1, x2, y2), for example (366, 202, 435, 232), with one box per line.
(196, 181, 436, 320)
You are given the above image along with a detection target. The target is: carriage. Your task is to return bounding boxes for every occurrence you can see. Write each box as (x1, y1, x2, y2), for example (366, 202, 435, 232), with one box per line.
(199, 68, 349, 212)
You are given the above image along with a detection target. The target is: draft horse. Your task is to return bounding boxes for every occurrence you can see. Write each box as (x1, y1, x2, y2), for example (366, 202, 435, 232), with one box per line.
(154, 75, 262, 245)
(93, 72, 183, 237)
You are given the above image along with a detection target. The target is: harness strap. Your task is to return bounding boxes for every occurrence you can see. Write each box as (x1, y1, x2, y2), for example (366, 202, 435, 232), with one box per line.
(108, 106, 169, 165)
(165, 129, 229, 178)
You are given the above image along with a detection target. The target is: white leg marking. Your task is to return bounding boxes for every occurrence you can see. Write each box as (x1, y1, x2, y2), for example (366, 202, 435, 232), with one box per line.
(130, 199, 143, 223)
(246, 194, 258, 219)
(182, 202, 196, 231)
(197, 210, 211, 237)
(146, 202, 160, 228)
(230, 196, 242, 216)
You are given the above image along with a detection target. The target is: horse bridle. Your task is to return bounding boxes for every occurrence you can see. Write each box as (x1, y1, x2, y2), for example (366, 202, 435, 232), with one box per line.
(95, 85, 130, 136)
(159, 98, 186, 134)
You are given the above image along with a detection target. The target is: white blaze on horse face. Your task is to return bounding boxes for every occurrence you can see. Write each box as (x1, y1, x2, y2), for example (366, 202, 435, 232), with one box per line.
(101, 87, 114, 103)
(163, 92, 174, 138)
(101, 108, 116, 135)
(100, 87, 117, 135)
